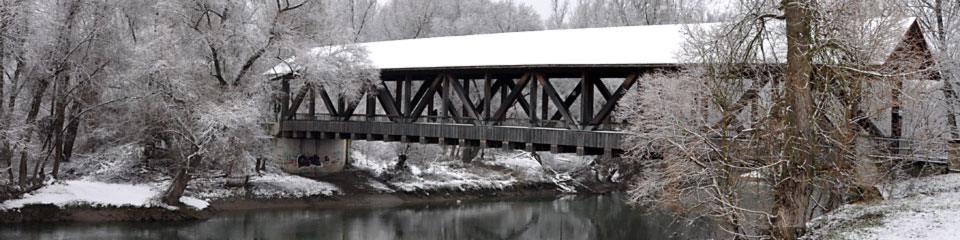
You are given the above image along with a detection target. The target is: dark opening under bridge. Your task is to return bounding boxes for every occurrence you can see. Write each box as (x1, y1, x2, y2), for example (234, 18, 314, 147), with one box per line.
(269, 19, 939, 158)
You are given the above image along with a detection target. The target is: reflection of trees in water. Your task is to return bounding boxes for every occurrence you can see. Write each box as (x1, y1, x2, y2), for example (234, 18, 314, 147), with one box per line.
(0, 194, 716, 239)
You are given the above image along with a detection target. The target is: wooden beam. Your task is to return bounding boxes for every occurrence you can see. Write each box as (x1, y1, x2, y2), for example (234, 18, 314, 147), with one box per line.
(590, 73, 638, 125)
(501, 78, 532, 115)
(594, 78, 613, 101)
(550, 82, 582, 121)
(441, 74, 451, 122)
(581, 72, 594, 124)
(375, 83, 403, 118)
(308, 87, 316, 118)
(403, 75, 413, 115)
(365, 93, 376, 120)
(710, 77, 771, 130)
(281, 78, 291, 118)
(541, 79, 549, 121)
(339, 97, 362, 120)
(492, 73, 531, 121)
(317, 85, 339, 116)
(483, 74, 492, 120)
(408, 78, 432, 115)
(394, 78, 403, 111)
(409, 75, 445, 119)
(529, 73, 539, 124)
(287, 85, 310, 119)
(538, 74, 579, 127)
(450, 76, 482, 120)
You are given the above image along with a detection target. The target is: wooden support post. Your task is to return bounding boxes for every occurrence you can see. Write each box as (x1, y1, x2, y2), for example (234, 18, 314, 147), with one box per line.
(500, 78, 508, 109)
(542, 79, 549, 124)
(441, 74, 450, 123)
(463, 78, 471, 119)
(595, 79, 613, 101)
(395, 79, 403, 112)
(538, 74, 579, 127)
(403, 75, 413, 117)
(287, 85, 311, 120)
(551, 82, 582, 121)
(366, 93, 376, 121)
(337, 96, 345, 118)
(308, 88, 316, 119)
(374, 83, 403, 120)
(484, 74, 492, 121)
(409, 75, 444, 120)
(529, 73, 539, 126)
(317, 86, 339, 116)
(450, 77, 482, 120)
(581, 72, 595, 126)
(492, 74, 532, 121)
(281, 78, 290, 119)
(892, 78, 903, 155)
(590, 73, 638, 126)
(408, 79, 432, 116)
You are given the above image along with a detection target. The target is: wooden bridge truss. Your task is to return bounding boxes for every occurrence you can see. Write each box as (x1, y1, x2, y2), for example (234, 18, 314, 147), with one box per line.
(276, 67, 663, 156)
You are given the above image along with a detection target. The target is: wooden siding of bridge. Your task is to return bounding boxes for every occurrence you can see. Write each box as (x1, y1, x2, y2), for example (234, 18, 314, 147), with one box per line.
(280, 120, 623, 156)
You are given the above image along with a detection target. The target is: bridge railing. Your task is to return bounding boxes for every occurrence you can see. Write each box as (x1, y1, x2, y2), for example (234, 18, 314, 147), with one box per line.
(289, 113, 626, 131)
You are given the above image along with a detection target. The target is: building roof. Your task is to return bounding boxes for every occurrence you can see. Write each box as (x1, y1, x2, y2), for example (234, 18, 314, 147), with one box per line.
(265, 17, 926, 75)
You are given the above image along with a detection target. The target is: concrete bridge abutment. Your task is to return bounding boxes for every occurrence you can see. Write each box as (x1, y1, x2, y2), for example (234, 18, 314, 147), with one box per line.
(274, 138, 350, 176)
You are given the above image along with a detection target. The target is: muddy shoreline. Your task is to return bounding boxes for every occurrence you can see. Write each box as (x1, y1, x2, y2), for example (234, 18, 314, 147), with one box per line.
(0, 175, 621, 224)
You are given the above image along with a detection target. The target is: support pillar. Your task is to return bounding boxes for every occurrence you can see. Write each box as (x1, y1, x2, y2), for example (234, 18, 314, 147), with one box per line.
(281, 78, 291, 120)
(441, 75, 450, 123)
(529, 74, 539, 126)
(891, 79, 902, 156)
(403, 75, 413, 117)
(581, 72, 595, 128)
(483, 74, 492, 122)
(308, 88, 316, 120)
(366, 93, 376, 121)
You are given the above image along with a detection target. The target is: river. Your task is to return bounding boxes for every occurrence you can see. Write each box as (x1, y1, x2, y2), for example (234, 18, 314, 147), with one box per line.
(0, 193, 714, 239)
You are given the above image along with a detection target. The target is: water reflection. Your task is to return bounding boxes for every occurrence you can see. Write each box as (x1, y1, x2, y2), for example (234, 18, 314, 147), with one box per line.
(1, 193, 714, 240)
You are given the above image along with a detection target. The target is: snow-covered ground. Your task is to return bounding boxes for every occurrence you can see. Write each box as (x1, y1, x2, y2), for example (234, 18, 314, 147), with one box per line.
(350, 148, 594, 194)
(804, 173, 960, 240)
(4, 140, 592, 212)
(2, 143, 342, 211)
(1, 180, 208, 210)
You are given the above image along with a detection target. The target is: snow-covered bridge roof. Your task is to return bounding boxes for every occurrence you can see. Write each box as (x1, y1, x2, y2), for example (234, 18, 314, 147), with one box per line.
(361, 23, 698, 70)
(266, 18, 927, 75)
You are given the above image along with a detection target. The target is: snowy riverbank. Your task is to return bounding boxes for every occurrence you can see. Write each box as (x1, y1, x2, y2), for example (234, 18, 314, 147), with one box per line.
(804, 173, 960, 240)
(0, 142, 611, 223)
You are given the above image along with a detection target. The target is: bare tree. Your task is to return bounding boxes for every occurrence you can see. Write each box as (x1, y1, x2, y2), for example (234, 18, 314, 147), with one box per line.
(548, 0, 571, 29)
(620, 0, 930, 238)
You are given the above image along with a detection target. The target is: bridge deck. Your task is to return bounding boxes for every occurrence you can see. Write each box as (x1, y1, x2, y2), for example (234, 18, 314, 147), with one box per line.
(280, 120, 625, 156)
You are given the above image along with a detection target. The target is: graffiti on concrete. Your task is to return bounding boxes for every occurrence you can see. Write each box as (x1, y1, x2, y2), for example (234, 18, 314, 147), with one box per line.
(279, 151, 345, 173)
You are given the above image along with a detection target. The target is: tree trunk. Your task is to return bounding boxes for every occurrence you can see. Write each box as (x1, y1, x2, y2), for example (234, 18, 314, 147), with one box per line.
(163, 155, 200, 206)
(394, 154, 408, 170)
(17, 151, 28, 188)
(934, 0, 960, 139)
(775, 0, 815, 238)
(1, 144, 11, 183)
(163, 167, 192, 206)
(460, 146, 481, 163)
(61, 102, 82, 163)
(50, 101, 67, 179)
